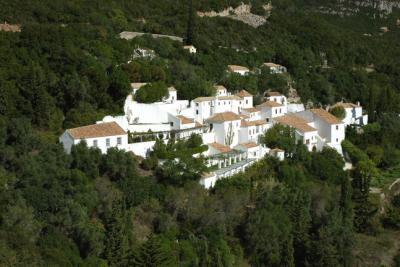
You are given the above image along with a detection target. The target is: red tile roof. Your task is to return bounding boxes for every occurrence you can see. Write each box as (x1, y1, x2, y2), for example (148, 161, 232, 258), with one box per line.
(67, 122, 126, 139)
(176, 115, 194, 124)
(242, 107, 258, 113)
(257, 100, 283, 108)
(311, 109, 343, 124)
(274, 114, 317, 133)
(236, 89, 252, 97)
(228, 65, 249, 72)
(265, 91, 282, 97)
(206, 112, 241, 123)
(208, 142, 232, 153)
(239, 142, 259, 149)
(332, 102, 360, 109)
(241, 120, 267, 127)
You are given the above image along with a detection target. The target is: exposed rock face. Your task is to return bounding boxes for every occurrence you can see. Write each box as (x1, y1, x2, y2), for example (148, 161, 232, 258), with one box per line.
(317, 0, 400, 17)
(0, 22, 21, 32)
(349, 0, 400, 14)
(197, 3, 272, 28)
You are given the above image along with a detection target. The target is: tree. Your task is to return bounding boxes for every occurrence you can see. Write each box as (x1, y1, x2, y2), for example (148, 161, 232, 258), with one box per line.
(132, 234, 176, 266)
(246, 188, 295, 267)
(352, 160, 379, 234)
(104, 200, 130, 266)
(262, 124, 296, 155)
(186, 0, 196, 45)
(329, 106, 345, 120)
(135, 82, 168, 103)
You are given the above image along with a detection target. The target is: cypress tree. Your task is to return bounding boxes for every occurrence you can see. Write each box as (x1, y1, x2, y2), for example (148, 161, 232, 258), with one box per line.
(186, 0, 196, 45)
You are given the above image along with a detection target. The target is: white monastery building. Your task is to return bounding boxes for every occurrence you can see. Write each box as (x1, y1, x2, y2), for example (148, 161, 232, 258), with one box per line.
(183, 45, 197, 54)
(60, 78, 367, 188)
(59, 122, 128, 154)
(262, 62, 287, 74)
(331, 101, 368, 127)
(227, 65, 250, 76)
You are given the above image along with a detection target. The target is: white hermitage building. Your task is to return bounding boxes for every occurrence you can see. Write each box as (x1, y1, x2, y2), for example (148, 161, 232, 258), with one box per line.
(331, 101, 368, 127)
(60, 83, 364, 188)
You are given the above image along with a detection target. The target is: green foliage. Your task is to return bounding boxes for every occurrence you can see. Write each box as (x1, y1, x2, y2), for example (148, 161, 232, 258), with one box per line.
(329, 106, 346, 119)
(262, 124, 296, 155)
(135, 82, 169, 103)
(1, 0, 399, 265)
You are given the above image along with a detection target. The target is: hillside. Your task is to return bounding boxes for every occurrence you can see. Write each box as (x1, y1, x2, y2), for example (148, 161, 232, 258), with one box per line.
(1, 0, 400, 266)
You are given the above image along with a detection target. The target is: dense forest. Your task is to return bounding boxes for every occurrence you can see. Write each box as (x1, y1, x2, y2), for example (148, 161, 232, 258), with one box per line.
(1, 0, 400, 266)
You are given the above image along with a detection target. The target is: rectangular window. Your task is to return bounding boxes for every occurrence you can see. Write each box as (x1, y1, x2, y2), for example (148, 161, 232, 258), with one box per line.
(336, 138, 339, 142)
(196, 110, 199, 115)
(117, 137, 122, 145)
(306, 139, 310, 144)
(336, 125, 339, 130)
(196, 103, 199, 107)
(93, 140, 98, 147)
(246, 100, 248, 104)
(106, 138, 110, 147)
(275, 109, 277, 114)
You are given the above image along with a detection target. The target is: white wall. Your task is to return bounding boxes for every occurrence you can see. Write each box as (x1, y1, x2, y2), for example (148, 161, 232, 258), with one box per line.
(202, 132, 216, 144)
(126, 141, 156, 157)
(61, 133, 128, 154)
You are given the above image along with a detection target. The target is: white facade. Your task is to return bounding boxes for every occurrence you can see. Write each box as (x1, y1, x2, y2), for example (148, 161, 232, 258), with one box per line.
(59, 122, 128, 154)
(262, 63, 287, 74)
(183, 45, 197, 54)
(227, 65, 250, 76)
(61, 79, 359, 189)
(331, 102, 368, 127)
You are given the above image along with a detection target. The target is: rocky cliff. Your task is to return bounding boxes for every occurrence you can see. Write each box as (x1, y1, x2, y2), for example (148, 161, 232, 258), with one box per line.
(197, 3, 272, 28)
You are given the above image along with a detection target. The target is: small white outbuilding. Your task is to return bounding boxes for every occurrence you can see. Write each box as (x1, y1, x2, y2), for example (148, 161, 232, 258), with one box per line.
(59, 122, 128, 154)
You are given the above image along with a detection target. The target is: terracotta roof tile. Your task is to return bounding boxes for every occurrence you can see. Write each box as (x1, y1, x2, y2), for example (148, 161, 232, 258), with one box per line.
(206, 112, 241, 123)
(208, 142, 232, 153)
(242, 107, 258, 113)
(239, 142, 259, 149)
(274, 114, 317, 133)
(332, 102, 360, 109)
(67, 122, 126, 139)
(241, 119, 267, 127)
(263, 62, 283, 68)
(257, 100, 283, 108)
(236, 89, 252, 97)
(228, 65, 249, 72)
(219, 95, 242, 100)
(270, 148, 284, 152)
(311, 109, 343, 124)
(265, 91, 282, 97)
(131, 82, 147, 89)
(168, 86, 177, 91)
(193, 96, 215, 102)
(176, 115, 194, 124)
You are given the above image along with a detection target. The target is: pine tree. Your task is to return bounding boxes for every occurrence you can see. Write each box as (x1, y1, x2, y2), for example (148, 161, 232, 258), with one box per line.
(339, 175, 355, 267)
(352, 161, 378, 234)
(286, 189, 312, 266)
(186, 0, 196, 45)
(104, 200, 129, 267)
(133, 234, 175, 267)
